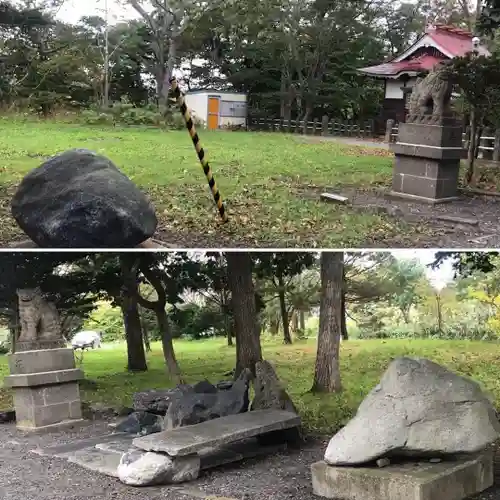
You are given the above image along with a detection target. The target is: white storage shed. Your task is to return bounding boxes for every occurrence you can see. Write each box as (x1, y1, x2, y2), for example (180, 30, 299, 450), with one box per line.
(184, 90, 247, 130)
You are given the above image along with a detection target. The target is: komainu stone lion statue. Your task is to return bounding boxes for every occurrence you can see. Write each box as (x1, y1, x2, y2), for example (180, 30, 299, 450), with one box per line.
(17, 287, 65, 350)
(407, 62, 454, 124)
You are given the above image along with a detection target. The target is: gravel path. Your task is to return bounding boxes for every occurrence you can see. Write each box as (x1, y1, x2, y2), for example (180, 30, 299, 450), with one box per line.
(1, 420, 500, 500)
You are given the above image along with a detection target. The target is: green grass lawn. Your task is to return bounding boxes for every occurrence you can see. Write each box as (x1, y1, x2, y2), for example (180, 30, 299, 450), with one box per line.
(0, 117, 424, 248)
(2, 337, 500, 435)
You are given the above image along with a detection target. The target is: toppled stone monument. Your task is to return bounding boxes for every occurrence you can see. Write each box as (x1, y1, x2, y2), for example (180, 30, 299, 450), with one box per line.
(118, 376, 245, 436)
(390, 62, 463, 203)
(11, 149, 157, 248)
(4, 288, 84, 431)
(311, 357, 499, 500)
(164, 369, 251, 429)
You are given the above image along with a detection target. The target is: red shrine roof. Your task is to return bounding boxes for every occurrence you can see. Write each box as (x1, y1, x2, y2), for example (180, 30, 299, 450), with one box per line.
(358, 25, 490, 79)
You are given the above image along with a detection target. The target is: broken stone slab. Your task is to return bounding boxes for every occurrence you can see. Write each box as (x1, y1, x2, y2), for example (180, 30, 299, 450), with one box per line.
(320, 193, 349, 204)
(134, 409, 301, 457)
(432, 214, 479, 226)
(163, 369, 252, 430)
(11, 148, 157, 248)
(311, 451, 494, 500)
(117, 449, 200, 486)
(66, 437, 287, 483)
(324, 357, 500, 465)
(67, 447, 123, 477)
(31, 432, 132, 458)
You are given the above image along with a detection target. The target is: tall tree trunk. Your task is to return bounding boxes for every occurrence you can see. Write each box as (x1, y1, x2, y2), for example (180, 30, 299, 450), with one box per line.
(156, 306, 183, 383)
(311, 252, 343, 393)
(160, 39, 177, 109)
(136, 265, 183, 381)
(140, 312, 151, 352)
(120, 257, 147, 372)
(291, 311, 298, 332)
(120, 301, 147, 372)
(465, 108, 477, 184)
(299, 311, 306, 332)
(269, 317, 280, 335)
(435, 293, 443, 332)
(226, 252, 263, 378)
(278, 275, 292, 344)
(226, 320, 233, 346)
(341, 269, 348, 340)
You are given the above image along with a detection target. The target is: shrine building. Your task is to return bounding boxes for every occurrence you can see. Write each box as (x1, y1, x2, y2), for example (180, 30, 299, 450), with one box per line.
(357, 25, 490, 126)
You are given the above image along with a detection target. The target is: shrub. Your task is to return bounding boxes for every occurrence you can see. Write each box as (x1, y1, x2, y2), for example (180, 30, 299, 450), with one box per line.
(79, 100, 204, 130)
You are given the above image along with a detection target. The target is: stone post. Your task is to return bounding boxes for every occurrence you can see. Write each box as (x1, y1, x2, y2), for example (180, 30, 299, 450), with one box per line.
(4, 288, 84, 432)
(4, 348, 84, 431)
(385, 119, 395, 143)
(321, 115, 329, 136)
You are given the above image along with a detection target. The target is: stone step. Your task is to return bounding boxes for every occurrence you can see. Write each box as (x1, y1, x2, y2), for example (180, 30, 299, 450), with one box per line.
(133, 409, 300, 457)
(31, 432, 130, 457)
(71, 437, 287, 479)
(66, 447, 122, 477)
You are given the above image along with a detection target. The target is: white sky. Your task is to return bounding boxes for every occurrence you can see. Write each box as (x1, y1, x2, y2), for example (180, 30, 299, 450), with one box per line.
(391, 250, 455, 291)
(56, 0, 138, 24)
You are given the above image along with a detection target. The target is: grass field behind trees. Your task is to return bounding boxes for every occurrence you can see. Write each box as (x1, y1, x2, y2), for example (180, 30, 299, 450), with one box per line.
(1, 337, 499, 434)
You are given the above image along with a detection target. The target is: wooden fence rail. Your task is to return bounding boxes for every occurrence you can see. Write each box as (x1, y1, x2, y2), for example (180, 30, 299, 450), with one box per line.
(386, 119, 500, 160)
(247, 116, 375, 138)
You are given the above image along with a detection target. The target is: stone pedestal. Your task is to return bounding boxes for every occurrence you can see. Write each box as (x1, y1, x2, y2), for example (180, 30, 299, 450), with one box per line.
(390, 121, 465, 203)
(311, 451, 494, 500)
(4, 348, 84, 432)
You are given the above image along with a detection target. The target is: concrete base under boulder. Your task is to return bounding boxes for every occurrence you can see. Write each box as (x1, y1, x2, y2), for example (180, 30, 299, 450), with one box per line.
(311, 451, 494, 500)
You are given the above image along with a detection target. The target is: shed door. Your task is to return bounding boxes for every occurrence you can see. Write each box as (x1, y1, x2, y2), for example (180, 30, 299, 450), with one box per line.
(207, 96, 220, 130)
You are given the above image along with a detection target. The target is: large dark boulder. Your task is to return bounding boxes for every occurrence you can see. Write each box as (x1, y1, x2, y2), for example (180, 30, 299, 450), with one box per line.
(164, 369, 252, 430)
(133, 385, 194, 415)
(115, 410, 164, 436)
(11, 149, 157, 247)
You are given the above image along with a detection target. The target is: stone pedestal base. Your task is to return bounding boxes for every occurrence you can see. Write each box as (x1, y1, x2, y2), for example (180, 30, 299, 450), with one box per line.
(4, 348, 84, 431)
(311, 451, 494, 500)
(390, 122, 465, 203)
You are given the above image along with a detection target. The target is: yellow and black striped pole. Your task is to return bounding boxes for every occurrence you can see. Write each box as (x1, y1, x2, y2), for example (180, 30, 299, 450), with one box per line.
(168, 77, 228, 223)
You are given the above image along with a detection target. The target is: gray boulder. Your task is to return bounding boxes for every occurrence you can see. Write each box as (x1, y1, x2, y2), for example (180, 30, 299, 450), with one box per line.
(117, 449, 200, 486)
(11, 149, 157, 248)
(192, 379, 218, 394)
(115, 411, 163, 436)
(164, 369, 252, 430)
(324, 357, 500, 465)
(133, 386, 193, 415)
(251, 360, 297, 413)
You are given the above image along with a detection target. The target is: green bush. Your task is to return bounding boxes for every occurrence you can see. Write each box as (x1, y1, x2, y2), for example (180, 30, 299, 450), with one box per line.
(359, 321, 498, 342)
(83, 303, 124, 342)
(170, 303, 228, 340)
(79, 100, 204, 129)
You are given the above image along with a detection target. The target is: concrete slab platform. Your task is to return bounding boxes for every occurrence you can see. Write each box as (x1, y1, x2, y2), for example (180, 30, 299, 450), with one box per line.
(133, 409, 300, 457)
(67, 447, 122, 477)
(31, 432, 130, 457)
(311, 451, 494, 500)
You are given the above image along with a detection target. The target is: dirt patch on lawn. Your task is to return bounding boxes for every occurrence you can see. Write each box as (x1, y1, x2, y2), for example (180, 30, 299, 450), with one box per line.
(302, 185, 500, 248)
